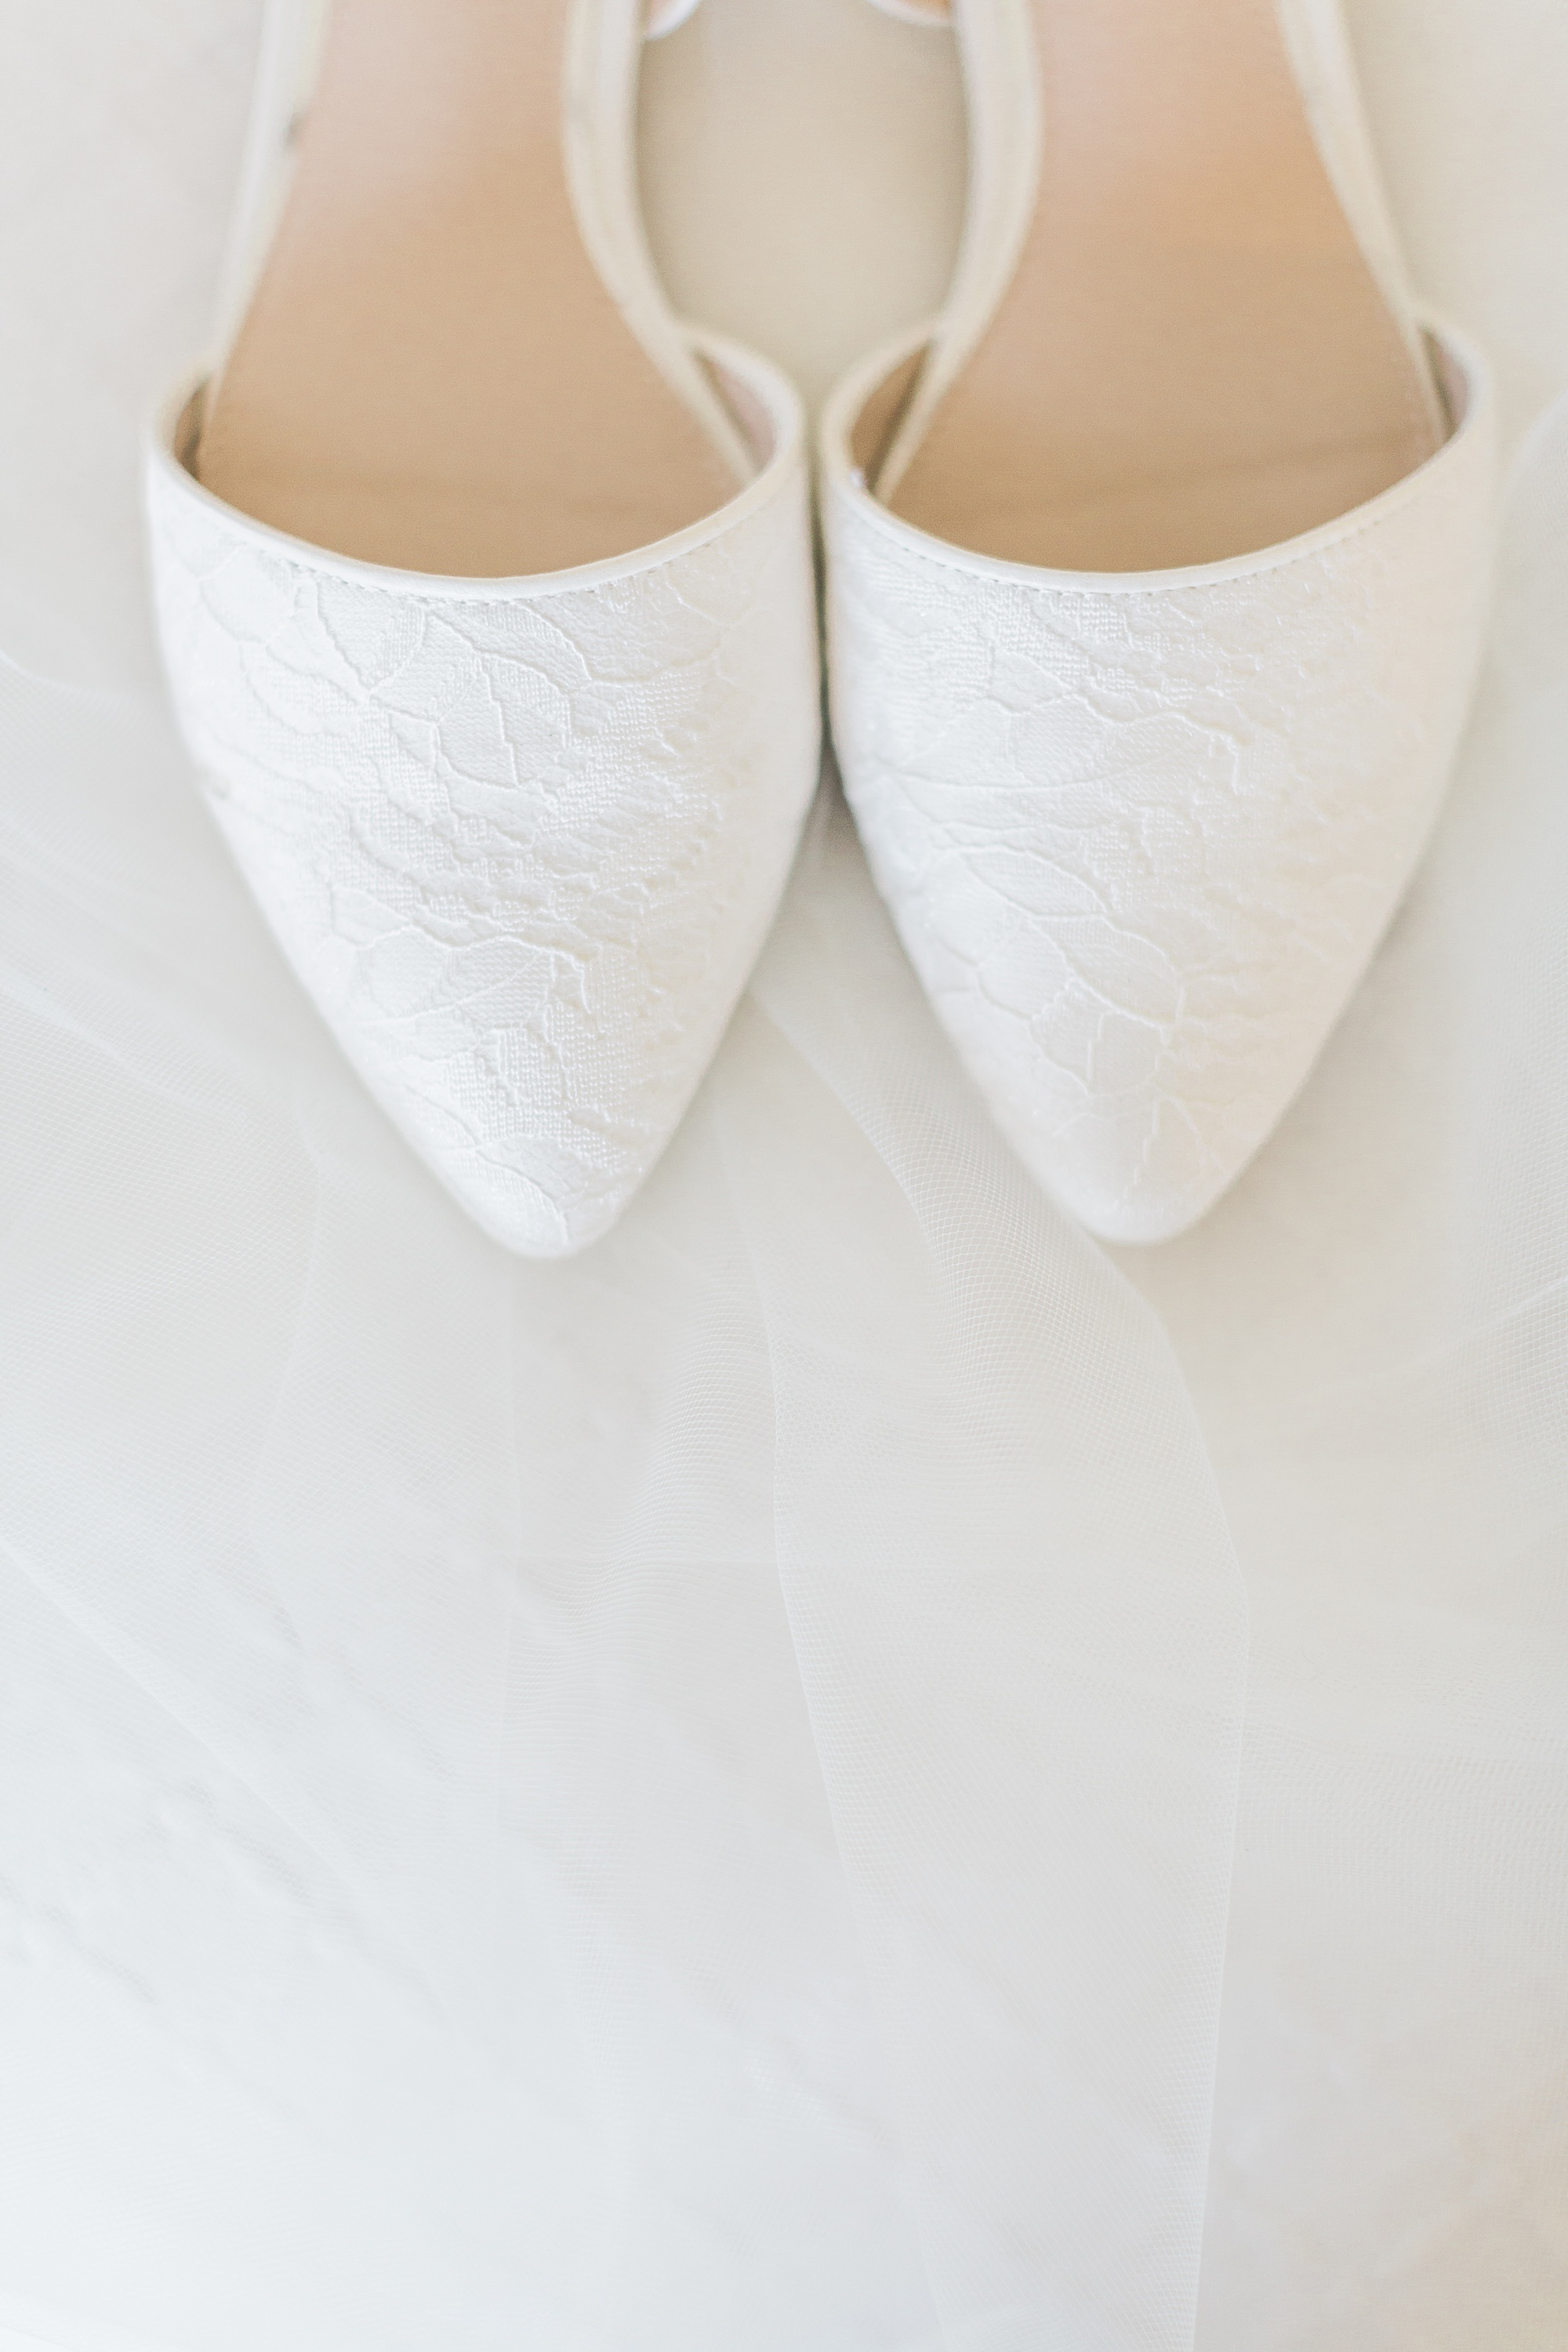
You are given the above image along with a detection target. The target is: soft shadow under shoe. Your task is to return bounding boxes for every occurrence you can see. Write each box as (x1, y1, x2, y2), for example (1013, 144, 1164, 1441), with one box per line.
(824, 0, 1494, 1244)
(147, 0, 819, 1258)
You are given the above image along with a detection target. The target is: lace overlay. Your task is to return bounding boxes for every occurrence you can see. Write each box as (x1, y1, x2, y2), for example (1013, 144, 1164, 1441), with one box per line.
(0, 2, 1563, 2346)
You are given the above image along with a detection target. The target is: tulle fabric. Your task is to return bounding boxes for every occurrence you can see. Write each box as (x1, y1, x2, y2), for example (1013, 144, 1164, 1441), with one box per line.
(0, 4, 1563, 2348)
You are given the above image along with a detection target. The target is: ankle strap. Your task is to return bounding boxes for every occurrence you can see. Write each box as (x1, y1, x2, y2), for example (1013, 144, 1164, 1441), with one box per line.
(644, 0, 703, 35)
(864, 0, 952, 23)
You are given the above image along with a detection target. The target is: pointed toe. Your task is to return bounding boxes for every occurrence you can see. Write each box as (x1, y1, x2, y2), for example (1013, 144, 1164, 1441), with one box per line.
(148, 343, 818, 1255)
(824, 325, 1495, 1242)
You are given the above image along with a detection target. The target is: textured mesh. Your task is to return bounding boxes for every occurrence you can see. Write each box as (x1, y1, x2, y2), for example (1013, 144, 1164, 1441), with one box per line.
(0, 2, 1564, 2347)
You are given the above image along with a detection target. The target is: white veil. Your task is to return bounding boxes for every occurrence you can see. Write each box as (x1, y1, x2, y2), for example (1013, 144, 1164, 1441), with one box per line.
(0, 2, 1563, 2346)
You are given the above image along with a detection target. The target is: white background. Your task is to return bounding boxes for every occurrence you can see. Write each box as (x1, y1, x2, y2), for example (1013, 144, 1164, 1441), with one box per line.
(1, 2, 1566, 2346)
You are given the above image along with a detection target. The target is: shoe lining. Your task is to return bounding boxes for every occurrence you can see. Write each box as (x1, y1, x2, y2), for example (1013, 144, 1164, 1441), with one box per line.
(196, 0, 738, 577)
(886, 0, 1444, 571)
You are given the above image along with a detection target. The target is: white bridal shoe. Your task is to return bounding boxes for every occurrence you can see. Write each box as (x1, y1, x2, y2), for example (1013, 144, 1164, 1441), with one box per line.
(147, 0, 818, 1258)
(825, 0, 1495, 1243)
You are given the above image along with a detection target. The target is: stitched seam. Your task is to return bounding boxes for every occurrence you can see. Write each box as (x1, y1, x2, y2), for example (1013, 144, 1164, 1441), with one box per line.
(151, 459, 801, 610)
(829, 429, 1475, 599)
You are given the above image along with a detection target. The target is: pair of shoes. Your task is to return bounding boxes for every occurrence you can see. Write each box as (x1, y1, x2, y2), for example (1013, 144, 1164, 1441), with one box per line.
(148, 0, 1494, 1256)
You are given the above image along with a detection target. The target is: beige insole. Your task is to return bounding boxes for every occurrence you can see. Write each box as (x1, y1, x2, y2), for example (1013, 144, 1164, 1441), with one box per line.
(197, 0, 737, 576)
(887, 0, 1443, 572)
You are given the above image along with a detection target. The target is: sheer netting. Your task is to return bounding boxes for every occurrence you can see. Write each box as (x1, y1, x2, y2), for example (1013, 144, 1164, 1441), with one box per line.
(0, 3, 1564, 2349)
